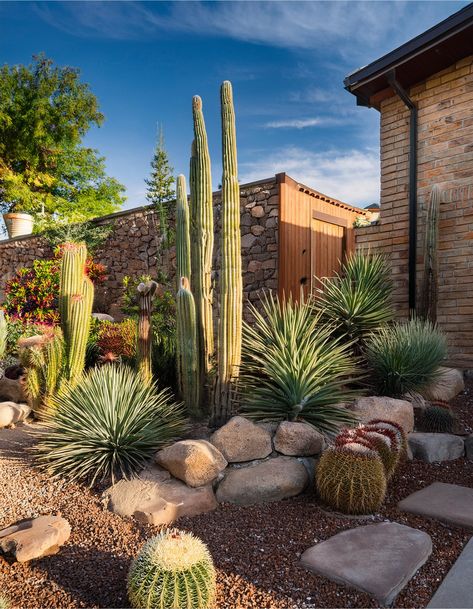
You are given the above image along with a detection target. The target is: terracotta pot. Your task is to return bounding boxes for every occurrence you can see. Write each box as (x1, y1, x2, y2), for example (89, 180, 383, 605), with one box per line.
(2, 213, 34, 239)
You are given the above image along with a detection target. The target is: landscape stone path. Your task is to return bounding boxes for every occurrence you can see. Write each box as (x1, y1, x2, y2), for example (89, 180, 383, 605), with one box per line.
(427, 537, 473, 608)
(300, 522, 432, 607)
(398, 482, 473, 529)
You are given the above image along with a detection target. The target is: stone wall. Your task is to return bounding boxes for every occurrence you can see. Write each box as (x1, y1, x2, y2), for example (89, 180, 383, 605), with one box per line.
(0, 177, 279, 321)
(355, 55, 473, 367)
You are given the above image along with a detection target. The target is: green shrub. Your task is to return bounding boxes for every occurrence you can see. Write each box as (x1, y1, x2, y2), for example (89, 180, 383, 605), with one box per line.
(314, 251, 393, 348)
(128, 528, 216, 609)
(35, 365, 187, 484)
(240, 294, 358, 436)
(316, 443, 387, 514)
(364, 318, 447, 397)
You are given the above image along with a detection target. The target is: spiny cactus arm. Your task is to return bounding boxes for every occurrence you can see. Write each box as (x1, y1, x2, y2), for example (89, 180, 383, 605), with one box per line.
(176, 277, 200, 417)
(176, 174, 191, 290)
(59, 242, 87, 344)
(0, 310, 7, 361)
(213, 80, 242, 424)
(136, 280, 158, 385)
(67, 277, 94, 386)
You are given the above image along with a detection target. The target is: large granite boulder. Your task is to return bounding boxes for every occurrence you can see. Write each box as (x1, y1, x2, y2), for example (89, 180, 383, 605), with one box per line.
(216, 456, 308, 505)
(0, 515, 71, 562)
(0, 377, 26, 404)
(421, 367, 464, 402)
(408, 433, 464, 463)
(274, 421, 324, 456)
(155, 439, 227, 487)
(348, 396, 414, 434)
(210, 416, 272, 462)
(0, 402, 31, 428)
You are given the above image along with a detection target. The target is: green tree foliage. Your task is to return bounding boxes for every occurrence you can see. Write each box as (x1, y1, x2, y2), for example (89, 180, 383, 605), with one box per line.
(145, 126, 174, 244)
(0, 54, 125, 224)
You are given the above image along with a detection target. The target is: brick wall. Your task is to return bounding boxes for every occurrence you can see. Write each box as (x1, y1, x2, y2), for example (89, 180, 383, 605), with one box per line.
(0, 178, 279, 321)
(355, 55, 473, 366)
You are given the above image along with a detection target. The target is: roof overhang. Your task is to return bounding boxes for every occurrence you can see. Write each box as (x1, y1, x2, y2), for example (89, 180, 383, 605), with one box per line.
(344, 3, 473, 109)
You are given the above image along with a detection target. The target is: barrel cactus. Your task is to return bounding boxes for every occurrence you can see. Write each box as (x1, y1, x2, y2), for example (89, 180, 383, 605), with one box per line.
(128, 528, 216, 609)
(368, 419, 408, 454)
(422, 404, 455, 433)
(316, 443, 387, 515)
(335, 427, 399, 480)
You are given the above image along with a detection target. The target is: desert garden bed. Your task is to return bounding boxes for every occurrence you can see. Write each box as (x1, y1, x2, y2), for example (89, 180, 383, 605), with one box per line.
(1, 380, 472, 609)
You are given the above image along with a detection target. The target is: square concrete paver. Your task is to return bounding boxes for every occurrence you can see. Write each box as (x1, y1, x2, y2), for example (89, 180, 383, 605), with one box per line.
(300, 522, 432, 607)
(398, 482, 473, 529)
(427, 537, 473, 608)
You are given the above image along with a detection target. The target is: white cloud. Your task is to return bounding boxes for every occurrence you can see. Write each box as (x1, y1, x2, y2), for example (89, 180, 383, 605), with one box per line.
(240, 146, 379, 207)
(264, 116, 349, 129)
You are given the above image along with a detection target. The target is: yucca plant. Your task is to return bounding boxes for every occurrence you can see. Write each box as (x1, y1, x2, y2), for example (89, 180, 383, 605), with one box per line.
(240, 293, 359, 435)
(364, 318, 447, 397)
(314, 251, 393, 349)
(35, 365, 187, 485)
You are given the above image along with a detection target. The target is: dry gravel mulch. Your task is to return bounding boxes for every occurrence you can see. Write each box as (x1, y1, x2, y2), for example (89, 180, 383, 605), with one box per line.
(1, 387, 473, 609)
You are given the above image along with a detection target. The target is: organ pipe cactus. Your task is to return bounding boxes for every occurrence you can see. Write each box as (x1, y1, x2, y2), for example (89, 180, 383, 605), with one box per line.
(176, 174, 191, 290)
(0, 310, 6, 361)
(419, 185, 441, 322)
(190, 96, 214, 383)
(176, 277, 200, 417)
(136, 279, 158, 385)
(128, 528, 216, 609)
(213, 80, 242, 424)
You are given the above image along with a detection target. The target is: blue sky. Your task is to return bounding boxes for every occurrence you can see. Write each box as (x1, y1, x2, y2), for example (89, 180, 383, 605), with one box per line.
(1, 1, 467, 209)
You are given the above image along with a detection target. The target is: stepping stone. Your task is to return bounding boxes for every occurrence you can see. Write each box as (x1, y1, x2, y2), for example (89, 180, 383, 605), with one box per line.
(408, 433, 464, 463)
(398, 482, 473, 529)
(300, 522, 432, 607)
(427, 537, 473, 608)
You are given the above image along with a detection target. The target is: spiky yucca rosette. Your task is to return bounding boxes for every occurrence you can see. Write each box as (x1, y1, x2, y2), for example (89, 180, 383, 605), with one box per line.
(316, 443, 387, 515)
(128, 529, 216, 609)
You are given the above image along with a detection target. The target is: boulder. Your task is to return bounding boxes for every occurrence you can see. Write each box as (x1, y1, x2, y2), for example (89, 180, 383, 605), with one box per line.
(155, 440, 227, 487)
(348, 396, 414, 434)
(408, 433, 464, 463)
(274, 421, 324, 456)
(0, 515, 71, 562)
(421, 368, 464, 402)
(0, 377, 26, 404)
(104, 476, 217, 526)
(92, 313, 115, 322)
(216, 456, 308, 505)
(210, 416, 272, 462)
(0, 402, 31, 428)
(465, 435, 473, 461)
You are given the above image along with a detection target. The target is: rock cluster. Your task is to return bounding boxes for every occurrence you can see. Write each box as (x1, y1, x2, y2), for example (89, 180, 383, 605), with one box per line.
(0, 401, 30, 428)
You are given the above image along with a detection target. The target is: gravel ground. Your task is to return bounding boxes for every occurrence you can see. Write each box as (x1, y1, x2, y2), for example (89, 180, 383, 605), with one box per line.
(1, 388, 472, 609)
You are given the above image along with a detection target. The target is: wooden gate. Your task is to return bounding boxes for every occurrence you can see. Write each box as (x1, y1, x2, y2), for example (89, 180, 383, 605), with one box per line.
(311, 210, 349, 292)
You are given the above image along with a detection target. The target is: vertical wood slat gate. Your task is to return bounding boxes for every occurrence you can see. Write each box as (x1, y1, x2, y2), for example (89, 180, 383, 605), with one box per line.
(311, 210, 349, 293)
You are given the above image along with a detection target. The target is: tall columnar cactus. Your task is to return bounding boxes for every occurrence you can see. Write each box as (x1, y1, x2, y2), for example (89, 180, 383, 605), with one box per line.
(420, 185, 441, 322)
(176, 277, 200, 417)
(59, 242, 94, 385)
(136, 279, 158, 385)
(176, 174, 191, 289)
(0, 310, 7, 361)
(128, 528, 216, 609)
(213, 80, 242, 423)
(190, 96, 214, 383)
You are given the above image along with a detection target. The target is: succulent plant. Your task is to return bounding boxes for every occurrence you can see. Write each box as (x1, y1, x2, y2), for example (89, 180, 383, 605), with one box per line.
(136, 279, 158, 385)
(176, 277, 200, 417)
(422, 404, 455, 433)
(368, 419, 407, 455)
(176, 174, 191, 289)
(128, 528, 216, 609)
(316, 443, 387, 515)
(0, 309, 7, 361)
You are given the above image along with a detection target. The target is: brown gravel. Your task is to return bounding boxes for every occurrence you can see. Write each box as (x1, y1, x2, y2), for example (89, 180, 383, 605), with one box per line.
(1, 386, 472, 609)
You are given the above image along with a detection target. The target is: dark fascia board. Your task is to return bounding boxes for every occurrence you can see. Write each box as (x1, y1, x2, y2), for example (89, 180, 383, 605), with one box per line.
(344, 3, 473, 95)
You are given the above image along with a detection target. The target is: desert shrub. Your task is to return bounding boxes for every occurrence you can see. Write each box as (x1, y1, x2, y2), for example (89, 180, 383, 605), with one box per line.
(316, 443, 387, 514)
(314, 251, 393, 348)
(35, 365, 187, 484)
(96, 319, 136, 363)
(240, 294, 359, 435)
(128, 529, 216, 609)
(364, 318, 447, 397)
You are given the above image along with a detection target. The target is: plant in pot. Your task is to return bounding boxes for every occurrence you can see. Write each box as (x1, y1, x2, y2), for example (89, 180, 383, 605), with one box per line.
(0, 167, 36, 238)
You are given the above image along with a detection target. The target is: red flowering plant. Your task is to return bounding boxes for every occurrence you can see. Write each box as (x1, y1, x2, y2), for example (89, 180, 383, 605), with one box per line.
(96, 319, 136, 364)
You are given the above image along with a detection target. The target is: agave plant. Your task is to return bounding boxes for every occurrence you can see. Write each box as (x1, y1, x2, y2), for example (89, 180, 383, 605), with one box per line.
(314, 251, 393, 348)
(240, 294, 359, 435)
(364, 318, 447, 397)
(35, 365, 187, 485)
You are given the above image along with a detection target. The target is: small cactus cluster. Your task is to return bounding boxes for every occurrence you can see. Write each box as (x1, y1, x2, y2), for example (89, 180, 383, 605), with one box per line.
(421, 401, 455, 433)
(316, 418, 407, 514)
(175, 81, 242, 422)
(128, 528, 216, 609)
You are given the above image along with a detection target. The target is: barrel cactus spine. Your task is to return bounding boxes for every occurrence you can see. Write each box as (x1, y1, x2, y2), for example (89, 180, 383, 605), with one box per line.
(128, 528, 216, 609)
(176, 277, 200, 417)
(136, 279, 158, 385)
(190, 96, 214, 385)
(368, 419, 408, 455)
(176, 174, 191, 290)
(213, 80, 242, 424)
